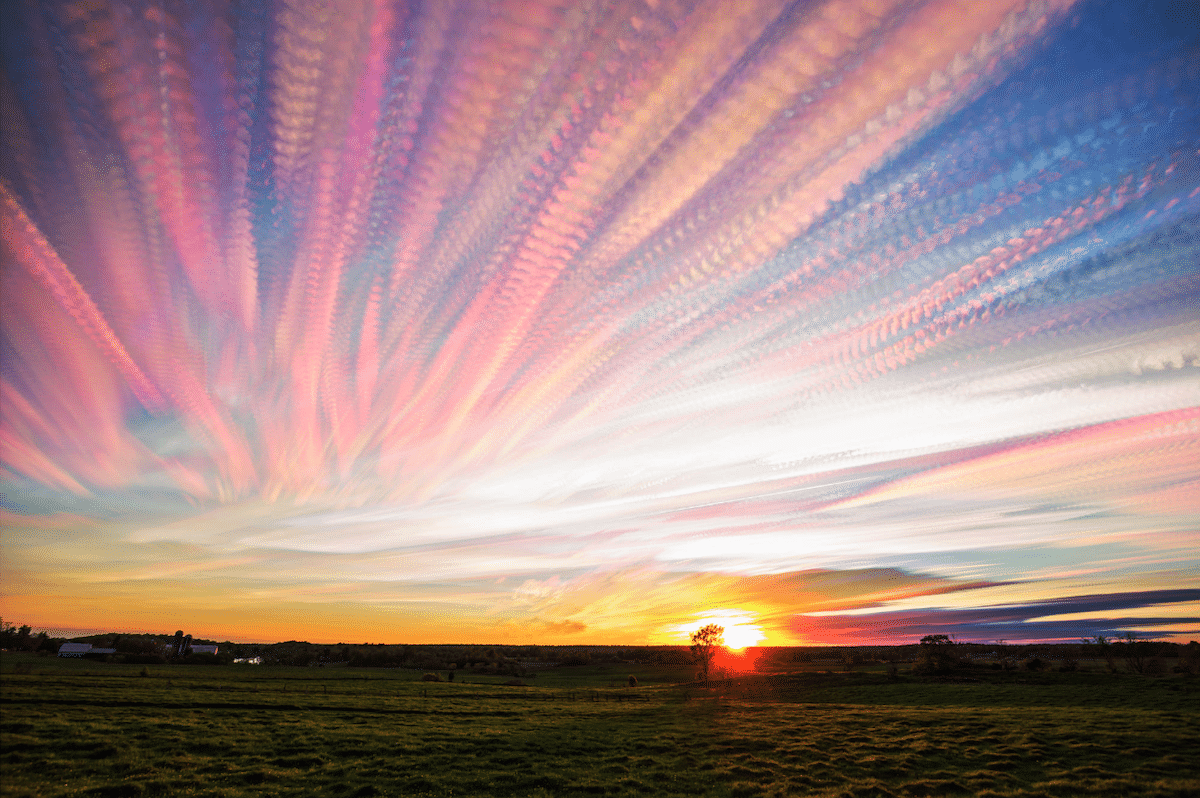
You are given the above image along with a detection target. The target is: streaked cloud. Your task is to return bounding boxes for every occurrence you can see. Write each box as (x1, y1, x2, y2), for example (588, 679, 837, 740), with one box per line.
(796, 589, 1200, 644)
(1, 0, 1197, 643)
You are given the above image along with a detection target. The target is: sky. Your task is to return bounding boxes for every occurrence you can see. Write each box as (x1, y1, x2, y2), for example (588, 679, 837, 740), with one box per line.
(1, 0, 1197, 647)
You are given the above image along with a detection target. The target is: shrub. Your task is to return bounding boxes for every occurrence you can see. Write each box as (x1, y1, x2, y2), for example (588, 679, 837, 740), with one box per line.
(1179, 641, 1200, 675)
(559, 653, 591, 666)
(178, 652, 224, 666)
(628, 675, 638, 687)
(421, 673, 441, 682)
(122, 654, 167, 665)
(1023, 657, 1045, 672)
(1144, 658, 1166, 677)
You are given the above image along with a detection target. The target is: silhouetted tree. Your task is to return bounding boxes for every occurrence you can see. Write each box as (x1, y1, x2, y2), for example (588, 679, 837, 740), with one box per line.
(690, 624, 724, 686)
(915, 634, 957, 674)
(0, 619, 18, 650)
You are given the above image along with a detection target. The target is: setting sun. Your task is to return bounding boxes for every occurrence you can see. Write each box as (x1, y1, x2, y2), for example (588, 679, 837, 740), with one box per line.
(721, 623, 765, 651)
(674, 610, 766, 651)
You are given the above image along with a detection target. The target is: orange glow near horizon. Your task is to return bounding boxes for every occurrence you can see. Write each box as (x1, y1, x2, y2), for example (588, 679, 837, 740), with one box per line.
(714, 648, 761, 674)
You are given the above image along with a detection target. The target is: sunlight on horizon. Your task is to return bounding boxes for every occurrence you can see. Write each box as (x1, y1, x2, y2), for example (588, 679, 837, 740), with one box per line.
(670, 610, 767, 651)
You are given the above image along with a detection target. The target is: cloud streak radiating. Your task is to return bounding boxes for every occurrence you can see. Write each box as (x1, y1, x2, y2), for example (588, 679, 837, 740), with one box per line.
(2, 0, 1197, 644)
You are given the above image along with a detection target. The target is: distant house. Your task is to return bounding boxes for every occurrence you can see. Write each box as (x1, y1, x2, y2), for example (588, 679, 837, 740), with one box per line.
(190, 645, 219, 655)
(57, 643, 117, 658)
(233, 656, 262, 665)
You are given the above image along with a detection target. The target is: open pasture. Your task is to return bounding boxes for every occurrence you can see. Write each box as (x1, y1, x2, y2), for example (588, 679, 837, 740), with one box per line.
(3, 654, 1198, 797)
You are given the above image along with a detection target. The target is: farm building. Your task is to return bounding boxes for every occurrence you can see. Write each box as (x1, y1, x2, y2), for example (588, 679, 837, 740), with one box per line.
(190, 645, 219, 655)
(57, 643, 116, 658)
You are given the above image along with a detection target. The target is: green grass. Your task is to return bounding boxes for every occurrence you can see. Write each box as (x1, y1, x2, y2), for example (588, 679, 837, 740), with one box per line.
(3, 654, 1198, 797)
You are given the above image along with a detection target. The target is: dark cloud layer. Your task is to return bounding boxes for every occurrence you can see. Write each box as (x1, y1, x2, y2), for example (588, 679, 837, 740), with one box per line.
(795, 589, 1200, 643)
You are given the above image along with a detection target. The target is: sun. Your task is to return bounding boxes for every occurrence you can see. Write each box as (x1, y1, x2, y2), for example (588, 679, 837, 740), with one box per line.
(674, 609, 765, 651)
(721, 621, 765, 651)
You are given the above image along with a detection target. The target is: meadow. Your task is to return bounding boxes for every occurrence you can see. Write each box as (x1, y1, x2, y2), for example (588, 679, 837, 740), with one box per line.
(2, 653, 1198, 798)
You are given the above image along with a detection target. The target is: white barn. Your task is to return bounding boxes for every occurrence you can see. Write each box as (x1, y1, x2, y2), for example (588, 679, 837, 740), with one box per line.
(57, 643, 116, 657)
(57, 643, 92, 657)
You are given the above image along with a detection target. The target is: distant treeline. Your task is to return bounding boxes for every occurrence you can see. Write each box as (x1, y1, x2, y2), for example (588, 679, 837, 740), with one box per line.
(235, 642, 697, 673)
(2, 620, 1195, 674)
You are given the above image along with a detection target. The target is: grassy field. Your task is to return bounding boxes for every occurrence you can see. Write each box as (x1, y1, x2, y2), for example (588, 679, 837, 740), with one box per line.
(2, 653, 1198, 797)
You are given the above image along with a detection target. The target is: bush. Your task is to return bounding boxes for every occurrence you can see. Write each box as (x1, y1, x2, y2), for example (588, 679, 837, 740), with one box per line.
(627, 675, 638, 687)
(559, 654, 591, 666)
(122, 654, 167, 665)
(182, 653, 225, 666)
(421, 673, 441, 682)
(1179, 642, 1200, 675)
(1023, 657, 1045, 672)
(1144, 658, 1166, 677)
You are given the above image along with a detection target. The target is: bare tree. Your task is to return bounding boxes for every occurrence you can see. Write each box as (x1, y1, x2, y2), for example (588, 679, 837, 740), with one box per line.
(1122, 632, 1148, 674)
(690, 624, 724, 686)
(1088, 634, 1117, 672)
